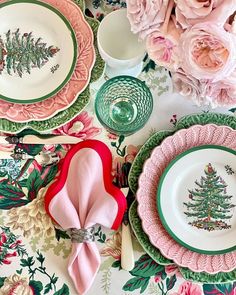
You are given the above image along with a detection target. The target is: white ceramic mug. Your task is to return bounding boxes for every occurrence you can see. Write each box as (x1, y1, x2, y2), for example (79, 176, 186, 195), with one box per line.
(97, 9, 146, 78)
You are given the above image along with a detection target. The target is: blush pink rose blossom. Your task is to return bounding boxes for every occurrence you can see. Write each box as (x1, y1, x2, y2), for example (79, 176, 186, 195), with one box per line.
(126, 0, 170, 39)
(203, 79, 236, 107)
(171, 281, 202, 295)
(175, 0, 236, 29)
(146, 17, 183, 71)
(179, 23, 236, 81)
(172, 69, 208, 106)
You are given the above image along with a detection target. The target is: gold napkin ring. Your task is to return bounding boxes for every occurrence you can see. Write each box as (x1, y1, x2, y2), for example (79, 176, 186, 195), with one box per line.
(70, 227, 95, 243)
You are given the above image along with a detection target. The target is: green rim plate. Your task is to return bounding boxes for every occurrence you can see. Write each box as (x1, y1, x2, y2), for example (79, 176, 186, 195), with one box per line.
(129, 111, 236, 283)
(0, 0, 78, 103)
(0, 0, 105, 133)
(157, 145, 236, 255)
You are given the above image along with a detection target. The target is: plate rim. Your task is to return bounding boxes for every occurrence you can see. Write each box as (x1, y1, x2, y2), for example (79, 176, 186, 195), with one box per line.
(157, 144, 236, 255)
(0, 0, 78, 104)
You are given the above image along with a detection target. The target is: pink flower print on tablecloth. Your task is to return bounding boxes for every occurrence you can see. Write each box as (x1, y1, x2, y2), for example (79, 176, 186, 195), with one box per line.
(112, 144, 140, 183)
(171, 281, 202, 295)
(165, 264, 182, 277)
(0, 274, 34, 295)
(53, 111, 101, 138)
(52, 111, 101, 150)
(100, 231, 121, 260)
(0, 229, 22, 265)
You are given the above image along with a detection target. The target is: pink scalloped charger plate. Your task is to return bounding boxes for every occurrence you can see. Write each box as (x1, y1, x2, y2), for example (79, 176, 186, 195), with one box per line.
(0, 0, 95, 122)
(137, 124, 236, 274)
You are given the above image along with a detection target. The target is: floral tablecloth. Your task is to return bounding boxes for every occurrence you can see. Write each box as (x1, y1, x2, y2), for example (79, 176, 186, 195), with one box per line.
(0, 1, 236, 294)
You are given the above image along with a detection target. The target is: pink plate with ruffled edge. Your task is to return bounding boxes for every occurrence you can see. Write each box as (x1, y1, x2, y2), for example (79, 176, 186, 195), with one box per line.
(137, 124, 236, 274)
(0, 0, 95, 122)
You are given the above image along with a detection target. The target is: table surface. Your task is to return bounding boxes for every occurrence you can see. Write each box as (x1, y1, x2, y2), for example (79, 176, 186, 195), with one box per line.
(0, 1, 236, 294)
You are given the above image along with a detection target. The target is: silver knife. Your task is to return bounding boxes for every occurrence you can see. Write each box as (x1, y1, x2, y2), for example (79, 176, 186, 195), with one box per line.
(0, 134, 82, 145)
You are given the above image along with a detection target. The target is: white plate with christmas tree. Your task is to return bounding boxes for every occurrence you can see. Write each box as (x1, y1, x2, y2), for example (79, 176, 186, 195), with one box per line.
(157, 145, 236, 255)
(0, 0, 77, 103)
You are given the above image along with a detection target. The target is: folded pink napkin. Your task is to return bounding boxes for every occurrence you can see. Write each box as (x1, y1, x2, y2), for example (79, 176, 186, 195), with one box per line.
(45, 140, 126, 294)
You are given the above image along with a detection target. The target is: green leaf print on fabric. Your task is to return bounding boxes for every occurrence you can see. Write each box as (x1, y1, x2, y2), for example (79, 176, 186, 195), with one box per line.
(54, 283, 70, 295)
(122, 254, 178, 294)
(0, 277, 6, 288)
(55, 228, 70, 241)
(142, 59, 156, 73)
(111, 260, 121, 269)
(94, 226, 106, 243)
(26, 165, 57, 201)
(123, 276, 150, 293)
(166, 275, 177, 291)
(111, 135, 127, 157)
(0, 226, 27, 265)
(130, 254, 165, 278)
(229, 108, 236, 113)
(29, 280, 43, 295)
(0, 184, 28, 209)
(203, 283, 236, 295)
(44, 282, 53, 294)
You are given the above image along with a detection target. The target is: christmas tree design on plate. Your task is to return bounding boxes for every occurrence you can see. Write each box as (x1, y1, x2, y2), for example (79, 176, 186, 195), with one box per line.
(0, 29, 59, 77)
(183, 163, 235, 231)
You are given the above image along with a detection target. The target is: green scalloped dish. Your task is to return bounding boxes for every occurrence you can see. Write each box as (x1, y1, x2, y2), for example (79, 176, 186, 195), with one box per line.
(0, 0, 105, 133)
(128, 112, 236, 283)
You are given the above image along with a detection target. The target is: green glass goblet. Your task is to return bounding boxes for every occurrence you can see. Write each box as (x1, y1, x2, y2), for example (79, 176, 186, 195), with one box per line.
(95, 76, 153, 136)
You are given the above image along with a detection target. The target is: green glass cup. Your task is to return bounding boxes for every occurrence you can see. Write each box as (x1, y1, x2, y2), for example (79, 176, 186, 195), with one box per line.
(95, 76, 153, 136)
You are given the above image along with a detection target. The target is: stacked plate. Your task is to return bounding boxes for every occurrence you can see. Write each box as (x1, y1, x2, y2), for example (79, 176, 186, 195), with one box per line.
(0, 0, 104, 133)
(129, 112, 236, 283)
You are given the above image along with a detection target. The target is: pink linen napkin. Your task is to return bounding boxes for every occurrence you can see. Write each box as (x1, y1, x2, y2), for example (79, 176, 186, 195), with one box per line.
(45, 139, 126, 294)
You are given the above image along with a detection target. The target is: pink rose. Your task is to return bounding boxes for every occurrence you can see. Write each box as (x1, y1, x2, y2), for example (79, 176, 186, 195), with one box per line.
(179, 23, 236, 81)
(126, 0, 170, 39)
(146, 17, 183, 71)
(175, 0, 236, 29)
(203, 78, 236, 107)
(172, 69, 208, 106)
(171, 281, 202, 295)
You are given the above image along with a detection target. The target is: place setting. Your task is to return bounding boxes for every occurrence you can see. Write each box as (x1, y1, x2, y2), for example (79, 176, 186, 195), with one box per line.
(0, 0, 104, 132)
(129, 113, 236, 284)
